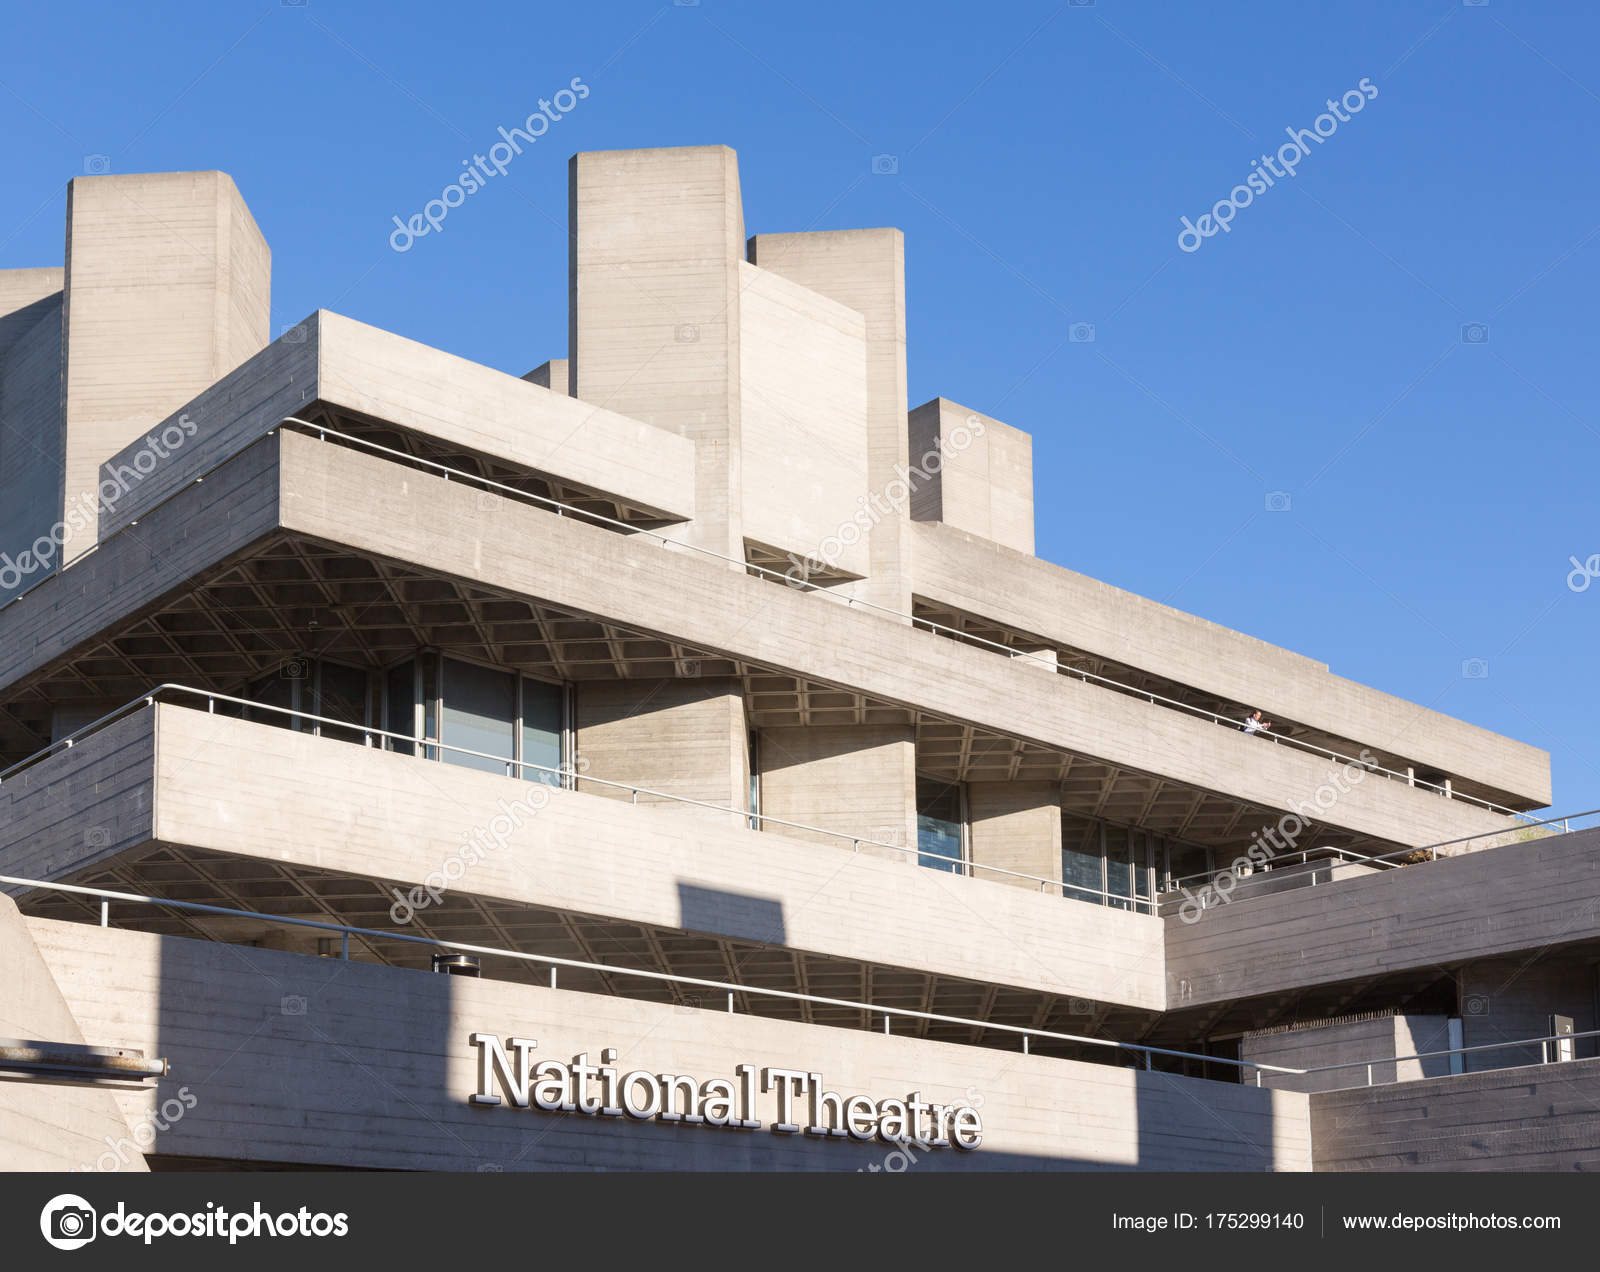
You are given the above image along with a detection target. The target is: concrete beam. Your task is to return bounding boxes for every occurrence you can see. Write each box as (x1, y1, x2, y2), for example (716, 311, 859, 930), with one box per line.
(910, 519, 1551, 808)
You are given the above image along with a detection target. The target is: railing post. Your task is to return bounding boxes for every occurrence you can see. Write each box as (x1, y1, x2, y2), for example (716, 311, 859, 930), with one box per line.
(100, 899, 108, 928)
(341, 932, 349, 960)
(1022, 1035, 1029, 1055)
(726, 992, 734, 1013)
(631, 789, 638, 806)
(1144, 1051, 1153, 1071)
(1255, 1069, 1262, 1087)
(1366, 1063, 1373, 1086)
(550, 968, 557, 990)
(883, 1014, 890, 1035)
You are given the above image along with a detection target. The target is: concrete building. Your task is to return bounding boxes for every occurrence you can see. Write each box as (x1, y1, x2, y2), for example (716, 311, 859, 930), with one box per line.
(0, 148, 1592, 1173)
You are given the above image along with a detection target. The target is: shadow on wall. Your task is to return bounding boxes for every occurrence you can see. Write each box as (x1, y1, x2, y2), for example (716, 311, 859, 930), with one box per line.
(676, 881, 786, 947)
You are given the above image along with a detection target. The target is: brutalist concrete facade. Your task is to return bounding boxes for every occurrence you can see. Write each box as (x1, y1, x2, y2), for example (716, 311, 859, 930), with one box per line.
(0, 147, 1591, 1172)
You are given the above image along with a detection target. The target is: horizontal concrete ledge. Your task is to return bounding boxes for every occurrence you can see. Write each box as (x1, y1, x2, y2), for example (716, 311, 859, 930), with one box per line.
(1311, 1054, 1600, 1171)
(910, 520, 1551, 809)
(27, 918, 1311, 1171)
(1166, 825, 1600, 1007)
(0, 429, 1526, 859)
(0, 702, 1165, 1012)
(96, 308, 697, 543)
(274, 434, 1520, 853)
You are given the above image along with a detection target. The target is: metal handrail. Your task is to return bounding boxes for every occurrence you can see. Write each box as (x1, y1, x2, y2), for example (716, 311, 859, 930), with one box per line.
(269, 416, 1538, 824)
(0, 873, 1295, 1080)
(1366, 808, 1600, 864)
(1162, 844, 1399, 896)
(0, 411, 1538, 823)
(12, 867, 1594, 1090)
(0, 683, 1155, 913)
(1250, 1025, 1600, 1089)
(1159, 813, 1600, 904)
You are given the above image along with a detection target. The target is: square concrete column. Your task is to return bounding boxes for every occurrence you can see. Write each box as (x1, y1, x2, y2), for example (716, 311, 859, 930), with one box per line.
(908, 397, 1035, 555)
(574, 678, 748, 827)
(570, 146, 744, 558)
(756, 724, 917, 862)
(967, 780, 1062, 893)
(0, 269, 66, 600)
(62, 171, 270, 560)
(747, 229, 911, 614)
(522, 358, 570, 395)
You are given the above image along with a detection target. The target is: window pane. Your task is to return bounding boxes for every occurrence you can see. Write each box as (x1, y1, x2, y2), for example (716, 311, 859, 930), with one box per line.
(442, 658, 515, 775)
(318, 662, 368, 744)
(385, 661, 415, 755)
(1060, 812, 1104, 904)
(1104, 825, 1132, 910)
(245, 669, 296, 730)
(916, 778, 963, 872)
(1167, 842, 1209, 891)
(1133, 833, 1154, 901)
(422, 655, 439, 760)
(520, 676, 563, 786)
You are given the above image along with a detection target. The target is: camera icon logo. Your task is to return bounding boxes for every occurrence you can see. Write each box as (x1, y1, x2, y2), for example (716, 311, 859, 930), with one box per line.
(1068, 322, 1096, 343)
(1461, 658, 1490, 679)
(83, 826, 111, 848)
(1461, 322, 1489, 344)
(281, 994, 308, 1016)
(1463, 993, 1491, 1015)
(1265, 490, 1292, 512)
(41, 1194, 97, 1250)
(674, 324, 699, 344)
(83, 155, 111, 175)
(281, 657, 310, 681)
(871, 154, 899, 176)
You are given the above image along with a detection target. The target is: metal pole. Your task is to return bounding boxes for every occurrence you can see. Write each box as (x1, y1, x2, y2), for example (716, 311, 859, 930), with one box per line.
(100, 899, 108, 928)
(341, 931, 349, 960)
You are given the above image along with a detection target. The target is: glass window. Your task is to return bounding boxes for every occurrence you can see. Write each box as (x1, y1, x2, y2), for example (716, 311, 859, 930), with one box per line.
(385, 660, 416, 755)
(245, 667, 297, 730)
(1104, 824, 1133, 911)
(747, 730, 760, 829)
(916, 778, 965, 873)
(1061, 812, 1105, 905)
(1166, 842, 1209, 893)
(520, 675, 563, 786)
(317, 662, 369, 744)
(441, 658, 515, 775)
(1133, 831, 1154, 903)
(421, 654, 439, 761)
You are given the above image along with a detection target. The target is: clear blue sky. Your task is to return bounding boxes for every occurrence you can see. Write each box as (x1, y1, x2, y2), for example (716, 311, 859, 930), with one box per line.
(3, 0, 1595, 814)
